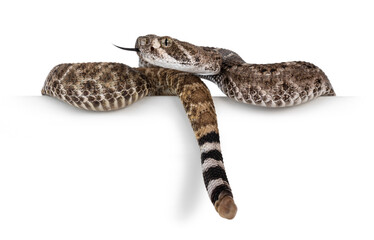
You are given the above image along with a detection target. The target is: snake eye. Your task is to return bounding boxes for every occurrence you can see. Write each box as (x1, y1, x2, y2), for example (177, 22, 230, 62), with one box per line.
(161, 37, 172, 47)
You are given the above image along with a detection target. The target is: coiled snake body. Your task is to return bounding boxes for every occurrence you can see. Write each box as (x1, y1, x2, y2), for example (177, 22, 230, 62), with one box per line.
(42, 35, 335, 219)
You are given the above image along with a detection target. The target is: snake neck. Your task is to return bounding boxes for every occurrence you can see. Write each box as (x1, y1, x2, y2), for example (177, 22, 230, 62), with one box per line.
(135, 67, 192, 96)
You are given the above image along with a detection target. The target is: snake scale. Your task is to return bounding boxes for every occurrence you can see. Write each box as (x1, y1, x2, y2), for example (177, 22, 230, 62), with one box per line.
(42, 34, 335, 219)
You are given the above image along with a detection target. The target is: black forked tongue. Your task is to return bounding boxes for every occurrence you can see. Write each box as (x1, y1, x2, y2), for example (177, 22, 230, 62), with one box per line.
(113, 44, 139, 52)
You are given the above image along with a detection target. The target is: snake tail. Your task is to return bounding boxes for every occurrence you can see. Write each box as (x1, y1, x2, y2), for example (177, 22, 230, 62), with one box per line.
(138, 68, 237, 219)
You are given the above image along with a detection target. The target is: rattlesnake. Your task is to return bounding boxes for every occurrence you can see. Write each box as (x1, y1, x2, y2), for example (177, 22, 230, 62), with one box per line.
(41, 34, 335, 220)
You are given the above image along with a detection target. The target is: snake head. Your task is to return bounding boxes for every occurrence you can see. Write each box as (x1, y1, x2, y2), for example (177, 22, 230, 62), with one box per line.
(135, 34, 222, 75)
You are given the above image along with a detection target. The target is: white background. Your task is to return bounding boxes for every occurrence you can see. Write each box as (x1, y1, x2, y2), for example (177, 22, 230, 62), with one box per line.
(0, 0, 373, 239)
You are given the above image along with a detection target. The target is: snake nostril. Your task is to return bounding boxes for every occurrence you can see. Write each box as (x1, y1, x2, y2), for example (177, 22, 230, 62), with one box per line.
(150, 47, 154, 51)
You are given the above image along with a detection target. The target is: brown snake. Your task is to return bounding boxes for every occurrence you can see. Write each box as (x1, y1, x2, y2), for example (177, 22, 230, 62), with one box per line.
(41, 34, 335, 219)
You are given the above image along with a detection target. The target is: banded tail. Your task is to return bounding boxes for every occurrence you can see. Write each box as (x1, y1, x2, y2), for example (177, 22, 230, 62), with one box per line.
(199, 132, 236, 219)
(139, 68, 237, 219)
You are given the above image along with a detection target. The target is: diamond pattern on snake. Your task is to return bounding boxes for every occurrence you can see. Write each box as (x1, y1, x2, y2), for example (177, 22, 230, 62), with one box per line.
(41, 34, 335, 220)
